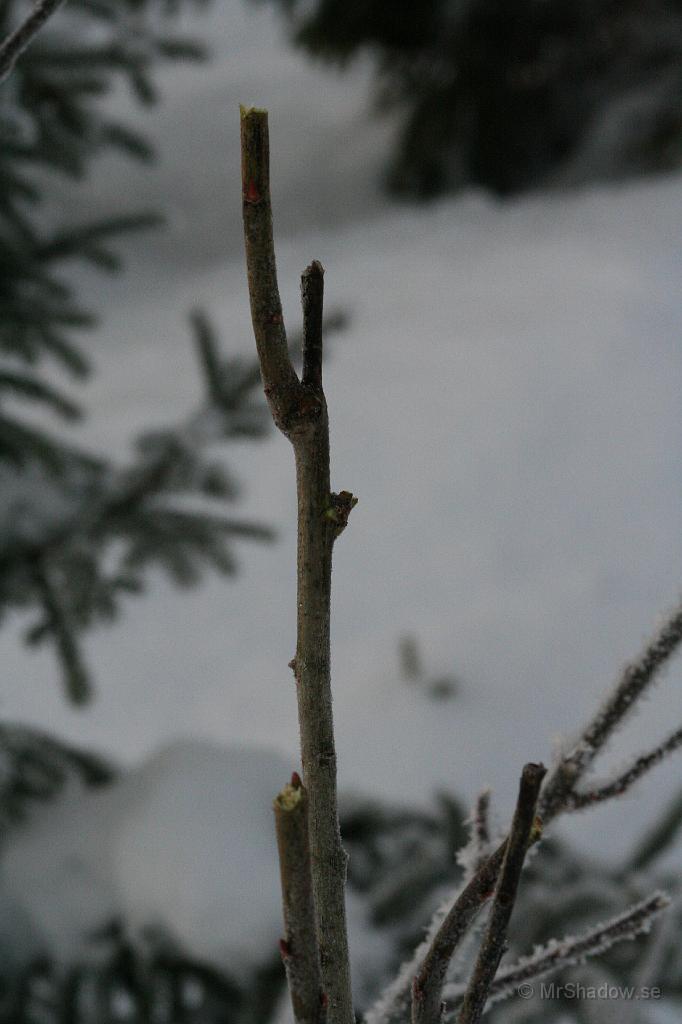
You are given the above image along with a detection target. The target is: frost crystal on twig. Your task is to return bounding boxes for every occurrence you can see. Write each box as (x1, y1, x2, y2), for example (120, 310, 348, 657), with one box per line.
(442, 891, 670, 1015)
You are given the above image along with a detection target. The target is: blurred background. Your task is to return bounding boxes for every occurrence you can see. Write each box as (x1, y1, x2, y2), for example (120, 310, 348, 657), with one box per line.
(0, 1, 681, 1021)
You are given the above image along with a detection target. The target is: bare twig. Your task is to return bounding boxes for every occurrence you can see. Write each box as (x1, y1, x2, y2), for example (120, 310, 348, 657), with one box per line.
(568, 726, 682, 811)
(540, 600, 682, 822)
(442, 891, 670, 1016)
(274, 774, 327, 1024)
(0, 0, 67, 82)
(240, 106, 355, 1024)
(455, 763, 546, 1024)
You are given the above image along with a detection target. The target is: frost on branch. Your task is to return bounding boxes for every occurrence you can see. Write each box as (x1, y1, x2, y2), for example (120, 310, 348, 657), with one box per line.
(442, 891, 670, 1015)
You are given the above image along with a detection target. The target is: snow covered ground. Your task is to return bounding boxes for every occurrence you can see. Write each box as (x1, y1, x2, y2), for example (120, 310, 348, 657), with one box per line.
(0, 739, 394, 1007)
(1, 0, 681, 873)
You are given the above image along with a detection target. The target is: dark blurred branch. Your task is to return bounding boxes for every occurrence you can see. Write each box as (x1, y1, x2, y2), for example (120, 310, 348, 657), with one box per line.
(0, 0, 67, 82)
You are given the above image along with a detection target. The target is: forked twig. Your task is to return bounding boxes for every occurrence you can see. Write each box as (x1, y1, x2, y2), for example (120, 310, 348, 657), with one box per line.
(241, 106, 355, 1024)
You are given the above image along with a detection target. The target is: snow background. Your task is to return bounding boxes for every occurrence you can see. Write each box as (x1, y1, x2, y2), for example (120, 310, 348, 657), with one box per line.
(0, 1, 681, 978)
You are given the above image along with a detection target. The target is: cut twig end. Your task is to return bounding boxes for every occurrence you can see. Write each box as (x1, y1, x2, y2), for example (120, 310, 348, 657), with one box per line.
(240, 106, 270, 207)
(275, 781, 304, 812)
(522, 762, 547, 785)
(239, 103, 268, 118)
(304, 259, 325, 280)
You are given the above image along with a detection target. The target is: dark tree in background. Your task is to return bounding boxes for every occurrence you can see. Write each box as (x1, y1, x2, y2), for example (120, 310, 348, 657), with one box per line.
(262, 0, 682, 197)
(0, 0, 280, 704)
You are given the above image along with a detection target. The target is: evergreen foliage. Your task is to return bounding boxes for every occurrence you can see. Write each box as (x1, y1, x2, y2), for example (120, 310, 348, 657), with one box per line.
(0, 0, 287, 703)
(260, 0, 682, 198)
(0, 721, 114, 836)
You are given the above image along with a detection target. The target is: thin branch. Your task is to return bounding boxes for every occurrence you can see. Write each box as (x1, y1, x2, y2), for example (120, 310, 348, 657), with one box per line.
(540, 599, 682, 822)
(240, 106, 355, 1024)
(274, 774, 327, 1024)
(0, 0, 67, 83)
(567, 725, 682, 811)
(301, 261, 324, 388)
(461, 788, 493, 878)
(455, 763, 546, 1024)
(240, 105, 302, 437)
(442, 891, 670, 1016)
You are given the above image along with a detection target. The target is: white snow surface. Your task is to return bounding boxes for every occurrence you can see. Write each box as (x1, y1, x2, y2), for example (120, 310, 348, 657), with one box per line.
(0, 740, 391, 997)
(1, 742, 290, 969)
(0, 1, 681, 866)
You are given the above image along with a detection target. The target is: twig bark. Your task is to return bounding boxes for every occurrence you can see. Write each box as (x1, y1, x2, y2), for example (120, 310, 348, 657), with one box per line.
(0, 0, 67, 82)
(274, 774, 327, 1024)
(240, 106, 355, 1024)
(455, 763, 546, 1024)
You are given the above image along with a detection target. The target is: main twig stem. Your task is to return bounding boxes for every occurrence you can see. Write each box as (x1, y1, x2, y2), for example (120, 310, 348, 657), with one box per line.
(240, 106, 355, 1024)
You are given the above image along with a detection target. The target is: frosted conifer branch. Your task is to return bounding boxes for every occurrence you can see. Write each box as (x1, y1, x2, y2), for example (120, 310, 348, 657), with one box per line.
(455, 763, 546, 1024)
(368, 600, 682, 1024)
(441, 891, 670, 1016)
(540, 599, 682, 822)
(568, 726, 682, 811)
(0, 0, 67, 83)
(363, 843, 507, 1024)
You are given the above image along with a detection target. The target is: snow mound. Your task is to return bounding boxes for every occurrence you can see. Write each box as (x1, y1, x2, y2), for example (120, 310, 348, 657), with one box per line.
(114, 739, 292, 972)
(0, 740, 293, 973)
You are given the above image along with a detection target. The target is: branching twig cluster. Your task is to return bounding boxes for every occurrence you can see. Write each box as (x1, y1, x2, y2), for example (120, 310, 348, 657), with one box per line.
(241, 109, 681, 1024)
